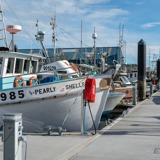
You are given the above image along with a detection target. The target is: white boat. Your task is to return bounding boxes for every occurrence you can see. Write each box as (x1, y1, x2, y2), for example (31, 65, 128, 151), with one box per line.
(0, 47, 114, 133)
(104, 92, 126, 113)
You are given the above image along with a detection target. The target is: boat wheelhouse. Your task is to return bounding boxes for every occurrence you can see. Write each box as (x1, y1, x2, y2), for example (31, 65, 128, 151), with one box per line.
(0, 48, 45, 89)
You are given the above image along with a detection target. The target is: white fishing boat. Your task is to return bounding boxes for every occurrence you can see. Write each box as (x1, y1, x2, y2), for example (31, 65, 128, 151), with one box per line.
(104, 92, 126, 113)
(0, 45, 114, 133)
(0, 5, 116, 133)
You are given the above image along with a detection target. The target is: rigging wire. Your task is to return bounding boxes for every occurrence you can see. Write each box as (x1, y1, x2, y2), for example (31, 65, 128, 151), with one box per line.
(34, 0, 92, 50)
(61, 78, 86, 128)
(4, 0, 40, 49)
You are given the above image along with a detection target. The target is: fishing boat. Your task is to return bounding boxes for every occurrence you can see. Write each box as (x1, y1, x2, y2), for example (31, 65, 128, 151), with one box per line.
(0, 24, 114, 133)
(0, 44, 114, 133)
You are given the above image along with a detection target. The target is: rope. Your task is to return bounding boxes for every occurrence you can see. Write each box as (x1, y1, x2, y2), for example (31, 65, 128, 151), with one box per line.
(61, 79, 85, 127)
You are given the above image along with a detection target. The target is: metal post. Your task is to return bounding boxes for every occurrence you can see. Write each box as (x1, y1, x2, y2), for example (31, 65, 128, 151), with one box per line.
(132, 86, 137, 105)
(3, 113, 23, 160)
(81, 90, 84, 135)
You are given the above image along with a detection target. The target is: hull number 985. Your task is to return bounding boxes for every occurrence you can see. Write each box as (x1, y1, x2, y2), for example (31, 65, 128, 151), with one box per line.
(0, 90, 25, 101)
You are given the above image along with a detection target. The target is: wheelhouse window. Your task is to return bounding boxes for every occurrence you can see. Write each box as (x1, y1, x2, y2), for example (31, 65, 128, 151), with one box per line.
(15, 58, 23, 74)
(30, 61, 37, 73)
(7, 58, 14, 73)
(24, 60, 30, 74)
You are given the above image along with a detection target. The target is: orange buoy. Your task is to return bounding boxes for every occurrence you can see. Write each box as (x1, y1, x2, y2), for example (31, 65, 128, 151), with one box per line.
(14, 75, 25, 87)
(29, 76, 37, 86)
(70, 62, 79, 72)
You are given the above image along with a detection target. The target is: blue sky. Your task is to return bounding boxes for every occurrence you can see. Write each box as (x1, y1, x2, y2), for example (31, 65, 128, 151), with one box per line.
(1, 0, 160, 66)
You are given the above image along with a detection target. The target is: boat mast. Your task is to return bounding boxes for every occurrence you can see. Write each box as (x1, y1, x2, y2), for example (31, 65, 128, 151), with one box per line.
(50, 13, 57, 61)
(0, 1, 8, 47)
(92, 27, 97, 66)
(118, 22, 126, 64)
(81, 20, 82, 56)
(35, 20, 51, 64)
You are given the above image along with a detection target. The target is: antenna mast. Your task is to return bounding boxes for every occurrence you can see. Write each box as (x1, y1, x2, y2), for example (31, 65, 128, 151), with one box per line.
(50, 12, 57, 61)
(35, 20, 51, 64)
(118, 22, 126, 64)
(92, 27, 97, 66)
(0, 2, 8, 47)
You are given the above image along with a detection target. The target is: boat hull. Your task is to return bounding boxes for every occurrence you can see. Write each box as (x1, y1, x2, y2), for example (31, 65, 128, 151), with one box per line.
(0, 75, 111, 132)
(104, 92, 126, 112)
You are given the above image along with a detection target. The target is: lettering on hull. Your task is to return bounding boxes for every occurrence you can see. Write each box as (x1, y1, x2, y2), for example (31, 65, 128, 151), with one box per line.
(66, 82, 85, 90)
(29, 87, 56, 95)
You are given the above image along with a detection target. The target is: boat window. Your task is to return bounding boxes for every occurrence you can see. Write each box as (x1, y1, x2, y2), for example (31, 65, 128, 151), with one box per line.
(120, 76, 131, 83)
(7, 58, 14, 73)
(71, 74, 79, 78)
(30, 61, 37, 73)
(24, 60, 30, 74)
(60, 75, 69, 80)
(134, 73, 137, 77)
(57, 71, 67, 74)
(0, 57, 3, 74)
(15, 58, 23, 74)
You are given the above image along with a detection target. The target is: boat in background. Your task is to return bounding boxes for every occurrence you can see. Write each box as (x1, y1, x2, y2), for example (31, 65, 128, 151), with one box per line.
(104, 91, 126, 113)
(101, 91, 125, 122)
(111, 71, 134, 101)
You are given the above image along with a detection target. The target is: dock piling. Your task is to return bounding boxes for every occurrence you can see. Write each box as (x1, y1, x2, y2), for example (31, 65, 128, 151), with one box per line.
(137, 39, 146, 100)
(157, 59, 160, 90)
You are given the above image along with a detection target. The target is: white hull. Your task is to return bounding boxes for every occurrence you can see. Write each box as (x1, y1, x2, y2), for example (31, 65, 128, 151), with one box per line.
(104, 92, 125, 112)
(0, 75, 111, 132)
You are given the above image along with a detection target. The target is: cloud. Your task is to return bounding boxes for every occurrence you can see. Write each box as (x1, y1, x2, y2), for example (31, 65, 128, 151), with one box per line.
(80, 0, 110, 5)
(141, 22, 160, 29)
(86, 9, 128, 19)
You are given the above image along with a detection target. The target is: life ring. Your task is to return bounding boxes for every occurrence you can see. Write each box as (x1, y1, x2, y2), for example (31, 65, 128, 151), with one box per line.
(14, 75, 25, 87)
(29, 76, 38, 86)
(70, 63, 79, 72)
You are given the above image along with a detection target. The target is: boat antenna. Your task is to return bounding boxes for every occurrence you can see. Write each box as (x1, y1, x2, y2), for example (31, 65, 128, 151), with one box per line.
(35, 20, 51, 64)
(6, 25, 21, 52)
(0, 2, 8, 47)
(118, 22, 126, 65)
(50, 11, 57, 61)
(92, 27, 97, 66)
(81, 20, 82, 57)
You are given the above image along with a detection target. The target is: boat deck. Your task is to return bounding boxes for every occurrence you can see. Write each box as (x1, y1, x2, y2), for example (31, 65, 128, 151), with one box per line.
(0, 91, 160, 160)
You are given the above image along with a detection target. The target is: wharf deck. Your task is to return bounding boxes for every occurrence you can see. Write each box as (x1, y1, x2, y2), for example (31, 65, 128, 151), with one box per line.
(0, 91, 160, 159)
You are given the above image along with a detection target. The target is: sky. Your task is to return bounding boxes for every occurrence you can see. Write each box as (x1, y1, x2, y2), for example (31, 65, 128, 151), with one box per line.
(1, 0, 160, 66)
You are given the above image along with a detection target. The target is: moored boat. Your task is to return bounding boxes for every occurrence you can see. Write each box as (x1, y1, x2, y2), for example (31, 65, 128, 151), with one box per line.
(0, 47, 113, 132)
(104, 91, 126, 113)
